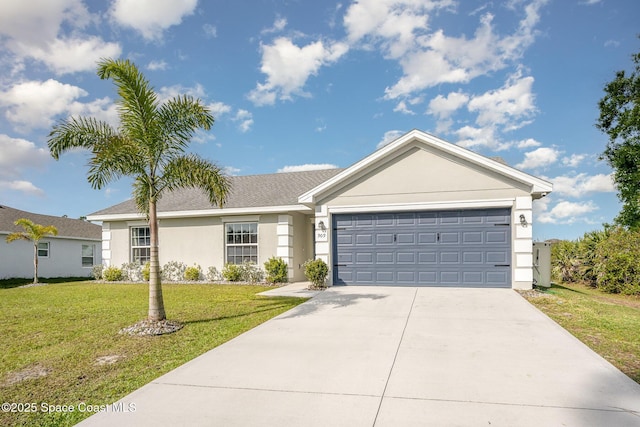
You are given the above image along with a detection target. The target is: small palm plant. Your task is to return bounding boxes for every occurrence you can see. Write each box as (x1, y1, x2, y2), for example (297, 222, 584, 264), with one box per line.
(6, 218, 58, 284)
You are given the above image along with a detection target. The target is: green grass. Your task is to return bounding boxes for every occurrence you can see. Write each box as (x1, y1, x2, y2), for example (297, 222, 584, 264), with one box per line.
(522, 282, 640, 385)
(0, 282, 306, 426)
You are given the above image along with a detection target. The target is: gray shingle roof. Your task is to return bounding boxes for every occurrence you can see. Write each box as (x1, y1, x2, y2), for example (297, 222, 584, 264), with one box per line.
(89, 168, 345, 216)
(0, 205, 101, 240)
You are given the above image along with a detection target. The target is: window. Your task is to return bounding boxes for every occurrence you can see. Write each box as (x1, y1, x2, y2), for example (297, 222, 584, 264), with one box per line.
(82, 244, 94, 267)
(226, 223, 257, 264)
(37, 242, 49, 257)
(131, 226, 151, 264)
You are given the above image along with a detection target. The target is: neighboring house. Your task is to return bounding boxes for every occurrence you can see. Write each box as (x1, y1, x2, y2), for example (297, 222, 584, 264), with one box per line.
(0, 205, 102, 279)
(87, 130, 553, 289)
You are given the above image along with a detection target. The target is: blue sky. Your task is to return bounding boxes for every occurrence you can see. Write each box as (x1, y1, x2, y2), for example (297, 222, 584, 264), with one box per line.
(0, 0, 637, 241)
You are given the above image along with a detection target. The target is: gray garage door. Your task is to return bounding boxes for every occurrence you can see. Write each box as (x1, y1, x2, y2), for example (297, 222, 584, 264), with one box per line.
(333, 209, 511, 287)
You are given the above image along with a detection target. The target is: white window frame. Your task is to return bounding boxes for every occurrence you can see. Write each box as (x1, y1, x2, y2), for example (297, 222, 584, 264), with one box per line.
(82, 244, 95, 267)
(130, 226, 151, 264)
(225, 222, 258, 265)
(37, 241, 50, 258)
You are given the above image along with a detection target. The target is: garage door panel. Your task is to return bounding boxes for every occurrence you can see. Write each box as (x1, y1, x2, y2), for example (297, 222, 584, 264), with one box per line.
(396, 252, 416, 263)
(486, 230, 509, 243)
(356, 234, 373, 245)
(333, 209, 511, 287)
(396, 233, 415, 244)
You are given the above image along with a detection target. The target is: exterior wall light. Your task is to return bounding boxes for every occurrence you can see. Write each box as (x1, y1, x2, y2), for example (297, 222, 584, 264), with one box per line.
(519, 214, 528, 227)
(317, 220, 326, 231)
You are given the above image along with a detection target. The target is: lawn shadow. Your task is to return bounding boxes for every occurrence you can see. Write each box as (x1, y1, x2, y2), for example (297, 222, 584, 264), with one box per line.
(182, 298, 302, 325)
(277, 288, 388, 319)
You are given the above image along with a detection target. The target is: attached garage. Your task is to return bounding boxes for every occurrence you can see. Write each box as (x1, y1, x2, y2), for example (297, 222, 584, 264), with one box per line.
(299, 129, 553, 290)
(333, 209, 511, 287)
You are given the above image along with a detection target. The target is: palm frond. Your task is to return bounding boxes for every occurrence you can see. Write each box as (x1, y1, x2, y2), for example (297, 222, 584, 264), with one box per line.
(48, 116, 117, 160)
(161, 154, 230, 208)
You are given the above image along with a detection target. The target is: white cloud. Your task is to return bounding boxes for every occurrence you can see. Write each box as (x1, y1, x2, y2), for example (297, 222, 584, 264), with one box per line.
(454, 126, 511, 151)
(0, 79, 118, 132)
(224, 166, 241, 176)
(158, 83, 207, 104)
(262, 17, 287, 34)
(536, 199, 598, 224)
(0, 79, 86, 131)
(393, 101, 416, 115)
(345, 1, 547, 101)
(467, 72, 536, 129)
(0, 1, 120, 74)
(233, 109, 253, 133)
(147, 60, 168, 71)
(376, 130, 405, 148)
(0, 134, 49, 178)
(562, 153, 587, 168)
(516, 147, 560, 170)
(110, 0, 198, 40)
(546, 173, 615, 197)
(203, 24, 217, 38)
(277, 164, 338, 173)
(24, 37, 121, 75)
(516, 138, 542, 149)
(247, 37, 349, 106)
(427, 91, 469, 119)
(208, 101, 232, 117)
(0, 180, 45, 196)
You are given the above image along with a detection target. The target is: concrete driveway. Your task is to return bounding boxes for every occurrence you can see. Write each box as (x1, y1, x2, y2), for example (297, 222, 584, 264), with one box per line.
(79, 286, 640, 426)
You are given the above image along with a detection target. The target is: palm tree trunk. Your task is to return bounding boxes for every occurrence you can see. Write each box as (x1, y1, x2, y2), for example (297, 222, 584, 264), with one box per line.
(33, 242, 39, 284)
(148, 199, 166, 321)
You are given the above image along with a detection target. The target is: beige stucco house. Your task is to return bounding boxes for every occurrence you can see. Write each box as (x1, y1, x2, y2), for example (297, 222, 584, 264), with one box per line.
(0, 205, 102, 279)
(87, 130, 552, 289)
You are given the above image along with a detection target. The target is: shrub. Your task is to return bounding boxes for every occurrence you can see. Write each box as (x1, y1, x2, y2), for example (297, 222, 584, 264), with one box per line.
(142, 262, 150, 281)
(184, 265, 202, 281)
(240, 261, 264, 283)
(594, 227, 640, 295)
(551, 240, 581, 283)
(102, 266, 123, 281)
(91, 264, 103, 280)
(222, 263, 242, 282)
(304, 259, 328, 289)
(162, 261, 186, 282)
(264, 257, 288, 284)
(121, 262, 143, 281)
(206, 266, 221, 282)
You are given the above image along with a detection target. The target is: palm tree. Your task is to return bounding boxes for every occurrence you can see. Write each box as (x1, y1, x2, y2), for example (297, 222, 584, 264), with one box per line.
(6, 219, 58, 284)
(48, 58, 229, 321)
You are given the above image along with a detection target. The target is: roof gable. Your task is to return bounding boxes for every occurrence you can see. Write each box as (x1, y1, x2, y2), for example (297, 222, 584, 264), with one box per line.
(298, 129, 553, 204)
(0, 205, 101, 240)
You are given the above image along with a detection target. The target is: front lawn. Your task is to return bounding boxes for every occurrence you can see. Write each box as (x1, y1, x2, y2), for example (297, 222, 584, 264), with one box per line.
(0, 282, 306, 427)
(521, 282, 640, 385)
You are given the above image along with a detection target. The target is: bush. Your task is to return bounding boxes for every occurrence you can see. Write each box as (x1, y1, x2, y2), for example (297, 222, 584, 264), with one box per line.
(206, 266, 221, 282)
(222, 263, 242, 282)
(304, 259, 328, 289)
(551, 240, 581, 283)
(240, 261, 264, 283)
(121, 262, 143, 281)
(184, 265, 202, 281)
(142, 262, 150, 281)
(102, 266, 123, 281)
(264, 257, 288, 284)
(594, 227, 640, 295)
(91, 264, 103, 280)
(162, 261, 186, 282)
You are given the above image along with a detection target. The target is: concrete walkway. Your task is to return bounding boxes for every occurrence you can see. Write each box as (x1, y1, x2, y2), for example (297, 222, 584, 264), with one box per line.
(78, 286, 640, 426)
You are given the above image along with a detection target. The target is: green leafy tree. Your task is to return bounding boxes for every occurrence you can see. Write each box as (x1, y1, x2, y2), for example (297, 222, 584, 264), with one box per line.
(596, 45, 640, 228)
(6, 218, 58, 284)
(48, 58, 229, 321)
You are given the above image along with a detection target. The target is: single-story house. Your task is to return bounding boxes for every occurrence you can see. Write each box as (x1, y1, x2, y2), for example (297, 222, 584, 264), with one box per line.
(87, 129, 553, 289)
(0, 205, 102, 279)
